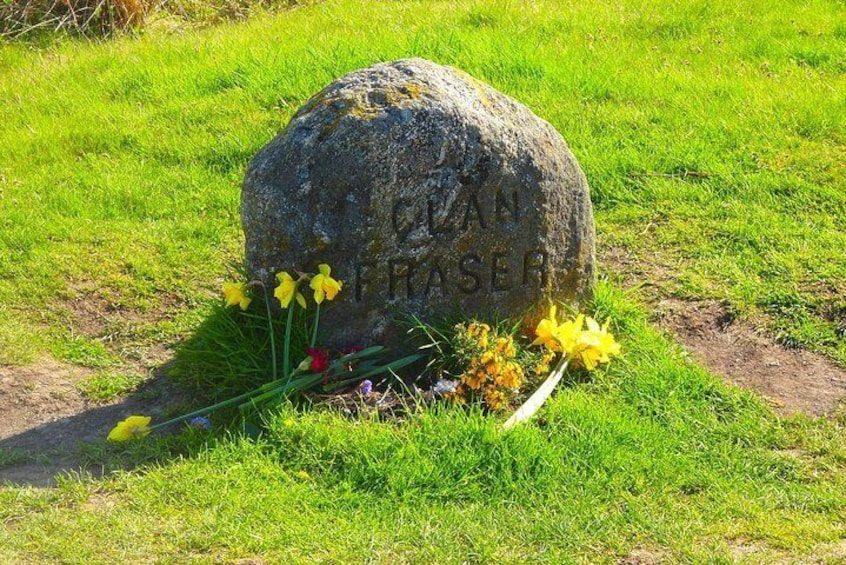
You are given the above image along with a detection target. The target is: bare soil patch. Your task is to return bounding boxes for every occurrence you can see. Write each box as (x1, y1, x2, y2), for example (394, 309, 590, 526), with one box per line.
(654, 298, 846, 416)
(617, 548, 667, 564)
(0, 361, 94, 440)
(601, 246, 846, 417)
(0, 358, 184, 486)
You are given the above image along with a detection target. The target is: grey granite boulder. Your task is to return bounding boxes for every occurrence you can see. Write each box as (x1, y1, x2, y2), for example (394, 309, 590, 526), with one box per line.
(242, 58, 595, 348)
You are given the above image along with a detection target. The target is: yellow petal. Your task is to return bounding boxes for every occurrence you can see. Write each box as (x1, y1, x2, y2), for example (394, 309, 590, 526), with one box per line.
(222, 282, 245, 307)
(273, 286, 289, 308)
(581, 350, 599, 371)
(574, 314, 585, 332)
(318, 264, 331, 277)
(108, 415, 151, 442)
(310, 274, 323, 291)
(296, 292, 307, 309)
(107, 424, 130, 442)
(313, 287, 325, 304)
(125, 415, 151, 428)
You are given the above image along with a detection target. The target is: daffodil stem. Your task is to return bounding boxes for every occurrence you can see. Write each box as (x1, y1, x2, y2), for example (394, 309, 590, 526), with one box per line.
(310, 303, 320, 348)
(283, 301, 295, 380)
(262, 285, 277, 382)
(149, 371, 308, 431)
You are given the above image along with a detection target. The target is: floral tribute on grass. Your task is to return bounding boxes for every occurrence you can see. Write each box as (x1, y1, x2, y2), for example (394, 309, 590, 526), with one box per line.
(448, 323, 530, 410)
(414, 319, 553, 411)
(503, 305, 621, 430)
(412, 304, 620, 426)
(107, 263, 420, 441)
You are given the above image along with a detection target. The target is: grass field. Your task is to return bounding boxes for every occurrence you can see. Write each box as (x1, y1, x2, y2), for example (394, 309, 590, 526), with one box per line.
(2, 286, 846, 563)
(1, 0, 845, 562)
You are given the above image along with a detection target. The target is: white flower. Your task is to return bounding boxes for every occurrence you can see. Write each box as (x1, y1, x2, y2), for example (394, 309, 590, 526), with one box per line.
(433, 379, 458, 395)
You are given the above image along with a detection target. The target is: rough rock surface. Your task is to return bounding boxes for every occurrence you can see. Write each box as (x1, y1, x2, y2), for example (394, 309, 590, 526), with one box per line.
(242, 58, 595, 348)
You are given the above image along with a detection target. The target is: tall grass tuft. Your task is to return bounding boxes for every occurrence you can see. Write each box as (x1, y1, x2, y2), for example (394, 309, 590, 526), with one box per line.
(1, 0, 146, 37)
(168, 298, 310, 402)
(0, 0, 311, 38)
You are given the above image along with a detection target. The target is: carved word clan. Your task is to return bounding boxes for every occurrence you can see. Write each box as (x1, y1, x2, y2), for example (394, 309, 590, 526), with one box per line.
(352, 187, 549, 302)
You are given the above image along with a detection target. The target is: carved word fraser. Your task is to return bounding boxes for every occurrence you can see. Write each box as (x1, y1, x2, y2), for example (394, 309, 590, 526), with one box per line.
(354, 249, 548, 302)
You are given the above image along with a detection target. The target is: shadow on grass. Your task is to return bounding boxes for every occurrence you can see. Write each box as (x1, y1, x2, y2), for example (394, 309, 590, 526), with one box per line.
(0, 304, 273, 487)
(0, 299, 466, 487)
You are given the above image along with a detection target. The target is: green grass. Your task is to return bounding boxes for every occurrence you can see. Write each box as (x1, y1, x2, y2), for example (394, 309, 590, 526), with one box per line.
(77, 370, 148, 402)
(1, 0, 845, 562)
(2, 284, 846, 563)
(0, 0, 844, 367)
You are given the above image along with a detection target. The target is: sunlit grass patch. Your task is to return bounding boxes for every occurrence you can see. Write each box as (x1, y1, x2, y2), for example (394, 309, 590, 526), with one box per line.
(77, 370, 148, 402)
(0, 1, 845, 561)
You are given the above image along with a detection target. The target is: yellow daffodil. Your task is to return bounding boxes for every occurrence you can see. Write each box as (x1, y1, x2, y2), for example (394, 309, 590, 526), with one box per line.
(575, 317, 621, 370)
(222, 282, 251, 310)
(275, 272, 306, 309)
(309, 264, 342, 304)
(532, 304, 562, 350)
(554, 313, 585, 357)
(107, 415, 152, 441)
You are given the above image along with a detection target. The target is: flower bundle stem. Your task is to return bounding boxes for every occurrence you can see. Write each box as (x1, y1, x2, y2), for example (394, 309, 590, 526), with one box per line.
(283, 298, 295, 381)
(503, 356, 569, 431)
(261, 284, 278, 382)
(148, 373, 299, 431)
(310, 304, 320, 348)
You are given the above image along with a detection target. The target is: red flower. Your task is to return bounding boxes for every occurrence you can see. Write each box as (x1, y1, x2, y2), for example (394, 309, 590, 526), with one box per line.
(305, 347, 329, 372)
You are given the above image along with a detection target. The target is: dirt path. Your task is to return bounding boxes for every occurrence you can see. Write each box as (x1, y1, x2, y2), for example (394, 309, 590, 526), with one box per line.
(602, 246, 846, 417)
(0, 360, 184, 486)
(655, 298, 846, 416)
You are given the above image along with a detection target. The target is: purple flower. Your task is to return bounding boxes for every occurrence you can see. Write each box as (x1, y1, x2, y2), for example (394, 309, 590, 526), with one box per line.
(189, 416, 212, 430)
(360, 380, 373, 396)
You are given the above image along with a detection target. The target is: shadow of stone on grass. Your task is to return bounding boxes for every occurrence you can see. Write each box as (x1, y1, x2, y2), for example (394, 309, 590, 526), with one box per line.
(0, 303, 280, 488)
(0, 363, 191, 487)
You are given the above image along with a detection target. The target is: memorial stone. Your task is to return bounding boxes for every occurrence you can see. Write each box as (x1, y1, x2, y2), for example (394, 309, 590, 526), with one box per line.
(242, 58, 595, 347)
